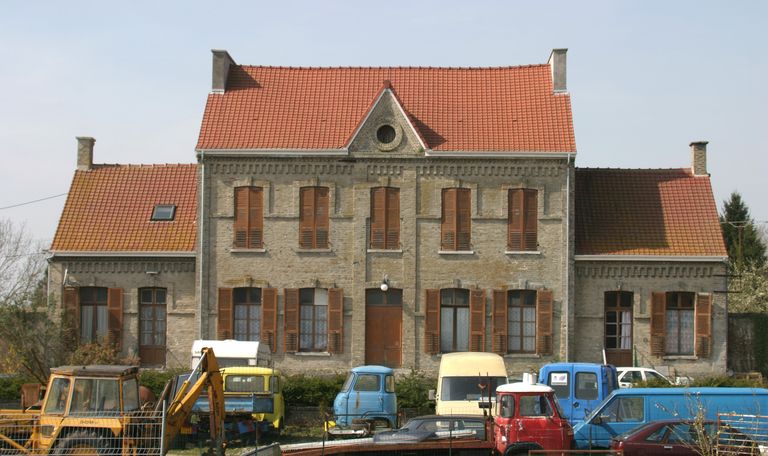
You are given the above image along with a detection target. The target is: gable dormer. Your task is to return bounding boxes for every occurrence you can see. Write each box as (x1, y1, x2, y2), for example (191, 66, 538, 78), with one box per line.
(346, 81, 427, 157)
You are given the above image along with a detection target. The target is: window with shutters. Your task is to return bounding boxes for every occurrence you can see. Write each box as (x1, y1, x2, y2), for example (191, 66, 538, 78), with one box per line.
(665, 292, 695, 355)
(79, 287, 108, 343)
(233, 288, 261, 341)
(440, 288, 470, 352)
(300, 288, 328, 351)
(299, 187, 329, 249)
(508, 189, 538, 251)
(370, 187, 400, 250)
(508, 290, 537, 353)
(441, 188, 471, 251)
(233, 187, 264, 249)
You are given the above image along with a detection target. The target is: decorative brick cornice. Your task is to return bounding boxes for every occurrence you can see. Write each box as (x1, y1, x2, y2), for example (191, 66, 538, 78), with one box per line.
(416, 163, 562, 177)
(210, 161, 354, 176)
(61, 259, 195, 274)
(575, 264, 719, 279)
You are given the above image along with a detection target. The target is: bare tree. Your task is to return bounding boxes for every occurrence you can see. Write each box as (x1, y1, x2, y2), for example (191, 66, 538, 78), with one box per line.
(0, 218, 45, 305)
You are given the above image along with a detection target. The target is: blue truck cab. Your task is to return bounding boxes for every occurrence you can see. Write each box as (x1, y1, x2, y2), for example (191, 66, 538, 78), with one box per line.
(539, 362, 618, 424)
(573, 387, 768, 449)
(332, 365, 397, 432)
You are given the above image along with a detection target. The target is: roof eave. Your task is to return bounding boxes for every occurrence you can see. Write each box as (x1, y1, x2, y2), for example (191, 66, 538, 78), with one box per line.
(574, 254, 728, 262)
(50, 251, 197, 258)
(197, 148, 348, 157)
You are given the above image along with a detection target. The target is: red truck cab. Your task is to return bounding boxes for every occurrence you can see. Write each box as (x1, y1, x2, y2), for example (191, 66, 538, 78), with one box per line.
(493, 382, 574, 455)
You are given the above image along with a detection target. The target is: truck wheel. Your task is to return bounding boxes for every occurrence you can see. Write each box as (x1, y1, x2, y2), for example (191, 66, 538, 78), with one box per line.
(54, 431, 110, 456)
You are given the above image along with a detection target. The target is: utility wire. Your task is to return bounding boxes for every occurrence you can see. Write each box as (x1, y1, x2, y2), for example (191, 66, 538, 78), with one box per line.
(0, 193, 67, 210)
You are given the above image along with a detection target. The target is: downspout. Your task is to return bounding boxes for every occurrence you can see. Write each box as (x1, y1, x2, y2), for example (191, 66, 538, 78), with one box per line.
(197, 153, 205, 338)
(564, 153, 573, 361)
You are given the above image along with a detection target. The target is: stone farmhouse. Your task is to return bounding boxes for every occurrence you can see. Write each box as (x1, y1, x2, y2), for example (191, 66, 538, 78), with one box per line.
(48, 49, 728, 377)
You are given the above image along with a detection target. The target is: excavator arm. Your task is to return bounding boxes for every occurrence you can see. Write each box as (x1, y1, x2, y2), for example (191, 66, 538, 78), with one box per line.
(160, 347, 225, 455)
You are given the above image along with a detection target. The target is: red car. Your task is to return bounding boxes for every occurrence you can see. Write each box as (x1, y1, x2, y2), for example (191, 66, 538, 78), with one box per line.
(610, 419, 766, 456)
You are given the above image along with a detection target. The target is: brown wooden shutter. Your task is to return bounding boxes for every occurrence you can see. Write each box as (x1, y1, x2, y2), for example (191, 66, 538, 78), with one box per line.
(491, 290, 508, 355)
(456, 188, 471, 251)
(536, 289, 553, 355)
(299, 187, 315, 249)
(328, 288, 344, 354)
(217, 288, 233, 340)
(63, 287, 80, 344)
(424, 289, 440, 354)
(469, 289, 486, 352)
(524, 189, 538, 251)
(261, 288, 278, 352)
(386, 188, 400, 249)
(249, 187, 264, 249)
(316, 187, 329, 248)
(508, 189, 524, 250)
(370, 187, 386, 249)
(441, 189, 456, 250)
(650, 292, 667, 357)
(695, 293, 713, 358)
(107, 288, 123, 349)
(234, 187, 249, 248)
(284, 288, 300, 353)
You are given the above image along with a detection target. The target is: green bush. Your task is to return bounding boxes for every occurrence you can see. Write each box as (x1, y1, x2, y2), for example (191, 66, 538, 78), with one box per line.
(139, 368, 187, 397)
(0, 375, 33, 401)
(395, 369, 436, 413)
(283, 373, 345, 407)
(635, 376, 765, 389)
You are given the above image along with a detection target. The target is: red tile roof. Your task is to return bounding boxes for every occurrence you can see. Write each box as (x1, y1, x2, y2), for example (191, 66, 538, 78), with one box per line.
(575, 168, 727, 257)
(196, 65, 576, 152)
(51, 164, 197, 253)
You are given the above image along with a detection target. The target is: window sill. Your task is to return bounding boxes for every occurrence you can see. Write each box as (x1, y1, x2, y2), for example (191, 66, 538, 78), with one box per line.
(662, 355, 698, 361)
(230, 248, 266, 253)
(438, 250, 475, 255)
(504, 353, 541, 359)
(293, 351, 331, 357)
(367, 248, 403, 254)
(505, 250, 541, 255)
(295, 248, 333, 253)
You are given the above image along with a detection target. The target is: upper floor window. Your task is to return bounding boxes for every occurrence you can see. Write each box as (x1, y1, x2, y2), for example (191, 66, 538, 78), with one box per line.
(233, 287, 262, 341)
(370, 187, 400, 250)
(234, 186, 263, 249)
(508, 189, 538, 251)
(441, 188, 471, 251)
(299, 187, 329, 249)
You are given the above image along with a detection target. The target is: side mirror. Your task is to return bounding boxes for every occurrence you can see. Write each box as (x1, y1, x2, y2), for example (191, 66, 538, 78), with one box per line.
(428, 389, 436, 401)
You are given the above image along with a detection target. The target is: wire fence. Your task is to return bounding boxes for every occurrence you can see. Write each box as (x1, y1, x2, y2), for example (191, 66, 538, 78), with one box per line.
(717, 413, 768, 455)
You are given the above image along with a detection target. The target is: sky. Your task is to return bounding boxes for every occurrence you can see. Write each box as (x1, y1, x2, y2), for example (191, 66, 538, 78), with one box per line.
(1, 0, 767, 245)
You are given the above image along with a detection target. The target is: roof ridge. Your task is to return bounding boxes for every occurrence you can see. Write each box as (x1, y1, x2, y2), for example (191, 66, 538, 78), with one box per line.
(238, 63, 549, 71)
(576, 167, 692, 172)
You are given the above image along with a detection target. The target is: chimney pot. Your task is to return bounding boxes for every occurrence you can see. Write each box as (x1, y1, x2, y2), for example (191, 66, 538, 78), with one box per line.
(690, 141, 709, 176)
(211, 49, 235, 93)
(548, 48, 568, 93)
(76, 137, 95, 171)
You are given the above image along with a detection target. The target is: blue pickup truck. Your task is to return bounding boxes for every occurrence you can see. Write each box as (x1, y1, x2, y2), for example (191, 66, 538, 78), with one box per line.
(539, 362, 618, 424)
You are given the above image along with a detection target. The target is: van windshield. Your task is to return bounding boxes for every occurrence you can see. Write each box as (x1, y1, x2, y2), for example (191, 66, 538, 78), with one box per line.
(441, 376, 507, 401)
(340, 373, 355, 392)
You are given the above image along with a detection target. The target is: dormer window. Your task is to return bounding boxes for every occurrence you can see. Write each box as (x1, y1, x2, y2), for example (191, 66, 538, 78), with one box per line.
(151, 204, 176, 221)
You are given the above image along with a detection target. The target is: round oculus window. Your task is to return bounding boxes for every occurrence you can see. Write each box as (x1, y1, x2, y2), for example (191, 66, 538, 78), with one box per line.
(376, 125, 397, 144)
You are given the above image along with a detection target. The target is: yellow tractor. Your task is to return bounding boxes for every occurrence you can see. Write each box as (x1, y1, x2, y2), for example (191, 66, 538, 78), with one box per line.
(0, 347, 225, 456)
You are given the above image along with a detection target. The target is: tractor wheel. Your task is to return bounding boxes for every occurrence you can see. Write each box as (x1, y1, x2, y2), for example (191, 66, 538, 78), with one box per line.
(53, 431, 111, 456)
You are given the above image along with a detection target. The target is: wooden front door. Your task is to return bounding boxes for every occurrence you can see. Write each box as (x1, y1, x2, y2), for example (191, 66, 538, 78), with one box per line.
(604, 291, 633, 367)
(365, 288, 402, 368)
(139, 288, 166, 366)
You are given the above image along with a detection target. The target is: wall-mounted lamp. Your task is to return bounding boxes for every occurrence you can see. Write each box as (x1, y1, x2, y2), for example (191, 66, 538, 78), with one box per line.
(380, 275, 389, 292)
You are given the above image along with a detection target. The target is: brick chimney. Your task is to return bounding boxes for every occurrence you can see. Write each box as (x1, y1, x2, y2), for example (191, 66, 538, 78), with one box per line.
(211, 49, 235, 93)
(76, 136, 95, 171)
(690, 141, 708, 176)
(548, 48, 568, 93)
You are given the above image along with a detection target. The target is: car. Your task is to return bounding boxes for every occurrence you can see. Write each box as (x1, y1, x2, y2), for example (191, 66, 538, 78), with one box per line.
(372, 415, 487, 444)
(616, 367, 672, 388)
(610, 419, 767, 456)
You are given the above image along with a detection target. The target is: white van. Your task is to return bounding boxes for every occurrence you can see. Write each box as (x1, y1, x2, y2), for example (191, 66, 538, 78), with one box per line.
(190, 339, 271, 368)
(433, 352, 508, 415)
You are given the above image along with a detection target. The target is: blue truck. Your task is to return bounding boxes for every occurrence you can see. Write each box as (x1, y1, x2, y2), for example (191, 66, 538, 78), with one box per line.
(328, 365, 398, 437)
(539, 362, 619, 424)
(572, 386, 768, 448)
